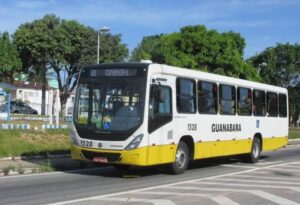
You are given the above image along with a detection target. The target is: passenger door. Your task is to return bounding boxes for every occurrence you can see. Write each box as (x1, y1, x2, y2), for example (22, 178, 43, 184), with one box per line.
(147, 81, 176, 165)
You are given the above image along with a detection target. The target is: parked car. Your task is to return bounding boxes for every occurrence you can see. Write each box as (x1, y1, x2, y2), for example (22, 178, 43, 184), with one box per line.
(1, 100, 38, 114)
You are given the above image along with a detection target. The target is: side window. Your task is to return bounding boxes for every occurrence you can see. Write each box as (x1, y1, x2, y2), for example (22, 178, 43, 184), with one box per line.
(219, 84, 236, 115)
(279, 94, 287, 117)
(148, 85, 172, 133)
(176, 78, 196, 113)
(237, 87, 252, 116)
(253, 90, 266, 116)
(149, 86, 172, 117)
(267, 92, 278, 117)
(198, 81, 218, 114)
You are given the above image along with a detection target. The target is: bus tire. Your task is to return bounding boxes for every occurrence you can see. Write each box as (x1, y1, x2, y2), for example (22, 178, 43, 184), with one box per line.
(168, 141, 189, 175)
(247, 137, 261, 163)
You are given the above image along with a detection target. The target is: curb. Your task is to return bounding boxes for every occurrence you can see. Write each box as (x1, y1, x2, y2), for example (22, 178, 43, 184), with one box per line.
(0, 117, 49, 121)
(41, 124, 69, 129)
(0, 124, 69, 130)
(288, 139, 300, 145)
(0, 124, 30, 129)
(0, 154, 71, 162)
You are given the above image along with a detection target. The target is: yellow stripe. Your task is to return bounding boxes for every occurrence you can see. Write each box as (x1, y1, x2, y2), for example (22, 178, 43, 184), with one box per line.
(194, 139, 252, 159)
(71, 137, 288, 166)
(263, 136, 288, 151)
(71, 144, 177, 166)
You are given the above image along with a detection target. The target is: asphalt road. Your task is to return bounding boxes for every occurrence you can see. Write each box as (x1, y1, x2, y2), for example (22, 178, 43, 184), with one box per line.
(1, 145, 300, 205)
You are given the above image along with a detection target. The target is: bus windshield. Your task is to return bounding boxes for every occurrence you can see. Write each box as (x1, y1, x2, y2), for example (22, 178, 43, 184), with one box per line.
(74, 81, 146, 133)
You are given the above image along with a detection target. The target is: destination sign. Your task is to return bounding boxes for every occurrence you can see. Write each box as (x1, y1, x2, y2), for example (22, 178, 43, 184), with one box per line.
(89, 68, 138, 77)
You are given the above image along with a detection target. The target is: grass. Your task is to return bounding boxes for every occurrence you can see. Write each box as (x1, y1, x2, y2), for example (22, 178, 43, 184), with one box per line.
(0, 129, 71, 158)
(289, 128, 300, 139)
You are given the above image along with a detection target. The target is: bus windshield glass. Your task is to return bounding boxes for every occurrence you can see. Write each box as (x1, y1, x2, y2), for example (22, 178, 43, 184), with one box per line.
(74, 80, 146, 133)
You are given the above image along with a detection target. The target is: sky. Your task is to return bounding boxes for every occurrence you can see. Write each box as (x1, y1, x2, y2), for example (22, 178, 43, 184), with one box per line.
(0, 0, 299, 59)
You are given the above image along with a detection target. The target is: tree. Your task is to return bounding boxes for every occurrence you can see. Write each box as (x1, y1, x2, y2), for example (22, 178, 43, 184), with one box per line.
(131, 25, 259, 81)
(14, 14, 129, 115)
(289, 83, 300, 126)
(248, 43, 300, 125)
(0, 32, 22, 82)
(248, 43, 300, 88)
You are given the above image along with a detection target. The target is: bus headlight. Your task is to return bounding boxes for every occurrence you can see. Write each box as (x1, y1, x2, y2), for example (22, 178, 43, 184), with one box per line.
(125, 134, 144, 150)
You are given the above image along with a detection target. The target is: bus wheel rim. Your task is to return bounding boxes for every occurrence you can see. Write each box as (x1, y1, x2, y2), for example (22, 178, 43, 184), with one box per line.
(176, 148, 186, 168)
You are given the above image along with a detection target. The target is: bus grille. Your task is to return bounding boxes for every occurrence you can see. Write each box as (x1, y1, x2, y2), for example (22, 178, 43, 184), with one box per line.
(81, 150, 121, 162)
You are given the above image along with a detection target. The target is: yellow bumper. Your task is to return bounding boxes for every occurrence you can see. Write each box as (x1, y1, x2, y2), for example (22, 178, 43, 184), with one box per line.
(71, 144, 177, 166)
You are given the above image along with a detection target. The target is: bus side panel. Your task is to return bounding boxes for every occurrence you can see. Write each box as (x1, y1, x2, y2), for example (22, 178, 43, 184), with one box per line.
(147, 144, 177, 165)
(263, 137, 288, 151)
(194, 139, 252, 159)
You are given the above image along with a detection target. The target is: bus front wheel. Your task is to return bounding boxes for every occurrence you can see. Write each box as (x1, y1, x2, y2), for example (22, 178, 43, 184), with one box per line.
(168, 141, 189, 175)
(247, 137, 261, 163)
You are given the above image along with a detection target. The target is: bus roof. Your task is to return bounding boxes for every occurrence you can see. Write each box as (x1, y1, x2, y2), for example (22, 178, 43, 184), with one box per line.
(153, 63, 287, 93)
(80, 63, 287, 93)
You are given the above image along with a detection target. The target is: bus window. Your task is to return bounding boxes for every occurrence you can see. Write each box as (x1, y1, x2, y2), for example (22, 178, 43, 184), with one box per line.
(267, 92, 278, 117)
(219, 84, 236, 115)
(198, 81, 218, 114)
(279, 94, 287, 117)
(237, 87, 252, 116)
(253, 90, 266, 116)
(176, 78, 196, 113)
(149, 85, 172, 133)
(76, 83, 90, 125)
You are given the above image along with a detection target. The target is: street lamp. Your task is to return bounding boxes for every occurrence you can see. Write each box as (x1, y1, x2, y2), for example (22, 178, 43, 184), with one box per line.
(97, 26, 110, 64)
(258, 62, 267, 74)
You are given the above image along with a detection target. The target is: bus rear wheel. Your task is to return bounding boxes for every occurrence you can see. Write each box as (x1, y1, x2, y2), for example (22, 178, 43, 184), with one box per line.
(247, 137, 261, 163)
(168, 141, 189, 175)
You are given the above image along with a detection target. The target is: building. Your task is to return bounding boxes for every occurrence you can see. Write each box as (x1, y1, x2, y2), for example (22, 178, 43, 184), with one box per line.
(14, 81, 51, 115)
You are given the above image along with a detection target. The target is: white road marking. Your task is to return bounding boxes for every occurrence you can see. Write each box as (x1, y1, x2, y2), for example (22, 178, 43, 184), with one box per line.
(96, 197, 176, 205)
(167, 186, 299, 205)
(282, 164, 300, 168)
(257, 161, 282, 165)
(248, 171, 269, 174)
(139, 191, 240, 205)
(211, 178, 300, 186)
(221, 164, 257, 169)
(264, 168, 300, 172)
(50, 161, 300, 205)
(192, 181, 300, 192)
(221, 161, 283, 169)
(236, 175, 300, 182)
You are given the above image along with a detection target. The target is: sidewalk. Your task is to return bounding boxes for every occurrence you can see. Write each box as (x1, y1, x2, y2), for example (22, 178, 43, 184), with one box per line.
(288, 138, 300, 145)
(0, 156, 95, 176)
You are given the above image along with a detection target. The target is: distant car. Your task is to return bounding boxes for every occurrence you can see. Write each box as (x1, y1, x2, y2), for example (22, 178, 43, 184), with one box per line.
(1, 101, 38, 115)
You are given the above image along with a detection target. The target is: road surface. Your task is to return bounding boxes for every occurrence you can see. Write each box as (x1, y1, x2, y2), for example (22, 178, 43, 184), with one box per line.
(0, 144, 300, 205)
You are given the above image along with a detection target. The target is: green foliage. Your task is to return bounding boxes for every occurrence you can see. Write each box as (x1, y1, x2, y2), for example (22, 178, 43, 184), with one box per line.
(0, 129, 70, 157)
(0, 32, 22, 82)
(3, 165, 16, 176)
(248, 43, 300, 87)
(131, 25, 259, 81)
(17, 163, 25, 174)
(13, 14, 129, 114)
(289, 128, 300, 139)
(248, 43, 300, 124)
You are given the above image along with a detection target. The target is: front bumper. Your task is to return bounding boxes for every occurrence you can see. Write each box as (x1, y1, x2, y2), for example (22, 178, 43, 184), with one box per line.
(71, 144, 149, 166)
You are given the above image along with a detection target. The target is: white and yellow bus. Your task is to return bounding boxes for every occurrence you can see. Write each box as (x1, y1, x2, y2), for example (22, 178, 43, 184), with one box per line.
(71, 63, 288, 174)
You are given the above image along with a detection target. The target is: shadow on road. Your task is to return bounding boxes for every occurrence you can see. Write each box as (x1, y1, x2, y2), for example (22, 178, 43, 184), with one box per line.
(65, 154, 271, 178)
